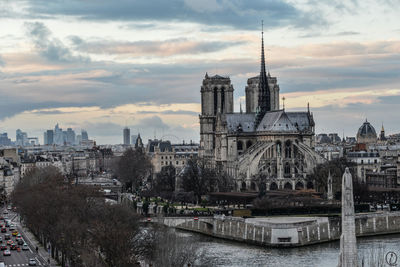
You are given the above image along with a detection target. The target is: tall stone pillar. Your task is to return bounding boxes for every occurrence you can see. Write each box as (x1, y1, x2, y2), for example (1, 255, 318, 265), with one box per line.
(338, 167, 358, 267)
(327, 170, 333, 201)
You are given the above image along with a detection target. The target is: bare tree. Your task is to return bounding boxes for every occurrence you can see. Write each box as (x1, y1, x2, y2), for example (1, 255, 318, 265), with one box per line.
(148, 226, 201, 267)
(181, 159, 233, 202)
(153, 165, 176, 198)
(114, 148, 152, 192)
(12, 166, 150, 267)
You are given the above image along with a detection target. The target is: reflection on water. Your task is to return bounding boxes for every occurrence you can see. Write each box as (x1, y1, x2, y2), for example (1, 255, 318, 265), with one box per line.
(177, 230, 400, 267)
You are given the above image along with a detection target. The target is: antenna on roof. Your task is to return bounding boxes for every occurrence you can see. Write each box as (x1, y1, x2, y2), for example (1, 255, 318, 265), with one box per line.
(282, 96, 286, 111)
(240, 99, 243, 114)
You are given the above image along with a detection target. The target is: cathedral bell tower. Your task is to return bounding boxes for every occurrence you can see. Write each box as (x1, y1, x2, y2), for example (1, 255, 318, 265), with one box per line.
(199, 73, 233, 160)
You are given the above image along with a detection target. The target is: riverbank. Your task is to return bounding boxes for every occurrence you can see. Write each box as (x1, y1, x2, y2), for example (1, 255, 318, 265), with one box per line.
(157, 211, 400, 248)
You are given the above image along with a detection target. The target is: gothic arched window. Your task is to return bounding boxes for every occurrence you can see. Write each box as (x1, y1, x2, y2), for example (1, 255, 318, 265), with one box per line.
(237, 140, 243, 151)
(221, 87, 225, 113)
(276, 141, 282, 157)
(213, 88, 218, 115)
(285, 140, 292, 158)
(284, 162, 290, 175)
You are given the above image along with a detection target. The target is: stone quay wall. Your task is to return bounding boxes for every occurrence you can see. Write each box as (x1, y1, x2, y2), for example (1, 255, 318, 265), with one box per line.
(169, 212, 400, 248)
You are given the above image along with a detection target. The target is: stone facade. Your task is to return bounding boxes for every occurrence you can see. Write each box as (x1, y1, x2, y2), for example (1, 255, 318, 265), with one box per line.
(199, 35, 325, 192)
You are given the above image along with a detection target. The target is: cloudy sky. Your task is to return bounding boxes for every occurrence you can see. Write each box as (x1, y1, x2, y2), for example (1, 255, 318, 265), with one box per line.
(0, 0, 399, 144)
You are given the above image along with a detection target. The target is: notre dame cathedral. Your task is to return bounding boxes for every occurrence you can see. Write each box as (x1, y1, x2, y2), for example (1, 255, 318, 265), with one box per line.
(199, 31, 325, 192)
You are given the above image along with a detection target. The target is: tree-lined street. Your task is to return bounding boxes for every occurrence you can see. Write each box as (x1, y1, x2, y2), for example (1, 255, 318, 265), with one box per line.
(0, 207, 47, 266)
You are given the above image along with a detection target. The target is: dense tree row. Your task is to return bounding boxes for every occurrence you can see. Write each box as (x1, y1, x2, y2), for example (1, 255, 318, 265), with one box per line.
(11, 166, 146, 267)
(12, 166, 201, 266)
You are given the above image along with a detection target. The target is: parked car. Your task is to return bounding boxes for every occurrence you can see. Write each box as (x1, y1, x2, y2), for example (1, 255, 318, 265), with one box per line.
(3, 249, 11, 256)
(29, 258, 37, 266)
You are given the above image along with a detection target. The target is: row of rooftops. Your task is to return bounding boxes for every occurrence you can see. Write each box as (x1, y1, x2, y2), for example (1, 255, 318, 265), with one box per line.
(146, 139, 199, 153)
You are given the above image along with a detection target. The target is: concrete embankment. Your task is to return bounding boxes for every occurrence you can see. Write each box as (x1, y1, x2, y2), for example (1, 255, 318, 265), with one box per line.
(155, 212, 400, 248)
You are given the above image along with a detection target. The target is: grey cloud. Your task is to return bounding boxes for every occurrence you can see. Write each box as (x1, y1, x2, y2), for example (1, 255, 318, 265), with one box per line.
(13, 78, 39, 84)
(0, 55, 5, 67)
(136, 110, 198, 115)
(335, 31, 359, 36)
(24, 22, 89, 63)
(299, 31, 359, 38)
(69, 36, 246, 56)
(0, 100, 88, 120)
(24, 0, 325, 30)
(30, 110, 64, 115)
(162, 110, 198, 116)
(1, 45, 399, 121)
(134, 116, 170, 130)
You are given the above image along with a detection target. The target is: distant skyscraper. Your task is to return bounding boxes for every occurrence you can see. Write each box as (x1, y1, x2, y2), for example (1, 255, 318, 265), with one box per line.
(123, 127, 130, 145)
(46, 130, 54, 145)
(81, 130, 89, 141)
(54, 123, 64, 145)
(16, 129, 28, 146)
(43, 132, 48, 145)
(66, 128, 76, 145)
(0, 133, 11, 146)
(76, 134, 82, 144)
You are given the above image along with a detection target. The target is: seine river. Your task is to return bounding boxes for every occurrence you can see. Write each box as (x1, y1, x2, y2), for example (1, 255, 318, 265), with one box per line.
(179, 230, 400, 267)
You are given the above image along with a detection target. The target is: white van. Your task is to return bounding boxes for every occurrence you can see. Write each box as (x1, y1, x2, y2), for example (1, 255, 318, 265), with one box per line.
(0, 262, 5, 267)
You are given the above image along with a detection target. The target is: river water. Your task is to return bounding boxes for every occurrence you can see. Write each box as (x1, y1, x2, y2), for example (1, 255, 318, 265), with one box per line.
(181, 230, 400, 267)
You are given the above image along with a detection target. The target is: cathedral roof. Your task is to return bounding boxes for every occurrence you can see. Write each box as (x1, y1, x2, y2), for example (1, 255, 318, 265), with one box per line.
(210, 74, 229, 79)
(255, 110, 313, 133)
(226, 113, 256, 133)
(286, 112, 314, 131)
(256, 110, 298, 132)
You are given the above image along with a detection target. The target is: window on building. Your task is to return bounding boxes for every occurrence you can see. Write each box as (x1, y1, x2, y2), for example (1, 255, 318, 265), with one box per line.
(221, 88, 225, 113)
(214, 88, 218, 115)
(284, 162, 290, 175)
(237, 140, 243, 151)
(285, 140, 292, 158)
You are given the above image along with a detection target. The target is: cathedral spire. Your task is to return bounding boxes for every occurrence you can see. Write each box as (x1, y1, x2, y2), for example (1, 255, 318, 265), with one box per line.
(256, 20, 271, 125)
